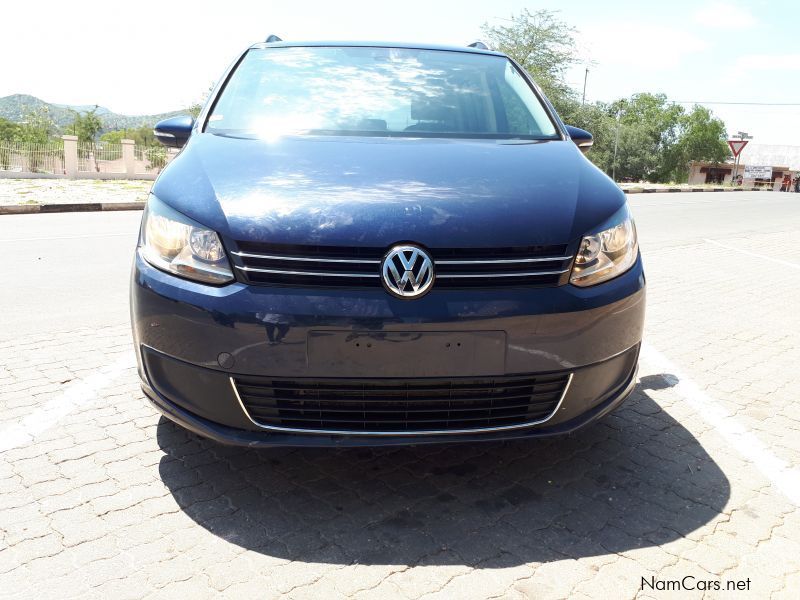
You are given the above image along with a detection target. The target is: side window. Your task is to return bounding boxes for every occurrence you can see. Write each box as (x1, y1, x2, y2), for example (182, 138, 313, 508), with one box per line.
(499, 86, 535, 134)
(497, 63, 546, 136)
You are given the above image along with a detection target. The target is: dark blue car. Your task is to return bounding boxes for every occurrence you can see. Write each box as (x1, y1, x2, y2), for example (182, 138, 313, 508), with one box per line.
(131, 39, 645, 447)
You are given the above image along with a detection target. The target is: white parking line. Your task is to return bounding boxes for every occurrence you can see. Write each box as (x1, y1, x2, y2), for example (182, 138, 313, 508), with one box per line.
(4, 340, 799, 510)
(0, 354, 136, 453)
(641, 342, 800, 507)
(705, 238, 800, 270)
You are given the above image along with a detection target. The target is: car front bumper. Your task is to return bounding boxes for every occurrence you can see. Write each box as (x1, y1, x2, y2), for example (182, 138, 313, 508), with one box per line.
(131, 251, 645, 446)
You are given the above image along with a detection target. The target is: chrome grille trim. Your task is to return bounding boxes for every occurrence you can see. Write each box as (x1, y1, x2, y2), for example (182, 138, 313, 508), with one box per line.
(235, 265, 380, 278)
(436, 255, 572, 264)
(231, 243, 574, 287)
(231, 251, 380, 264)
(437, 269, 569, 278)
(234, 264, 568, 279)
(231, 373, 573, 436)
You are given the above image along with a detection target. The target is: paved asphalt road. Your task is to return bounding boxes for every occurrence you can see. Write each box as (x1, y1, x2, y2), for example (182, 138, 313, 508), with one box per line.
(0, 211, 140, 339)
(2, 191, 800, 599)
(2, 191, 799, 339)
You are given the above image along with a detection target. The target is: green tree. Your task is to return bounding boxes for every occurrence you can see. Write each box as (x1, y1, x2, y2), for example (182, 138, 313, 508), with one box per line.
(101, 125, 157, 147)
(480, 11, 672, 181)
(68, 106, 103, 144)
(482, 9, 580, 115)
(0, 117, 19, 169)
(604, 94, 687, 182)
(480, 11, 732, 183)
(0, 117, 21, 141)
(145, 146, 168, 172)
(563, 101, 617, 173)
(18, 107, 54, 144)
(612, 122, 662, 181)
(68, 107, 105, 171)
(662, 105, 729, 181)
(188, 102, 202, 120)
(614, 94, 684, 143)
(17, 108, 56, 172)
(0, 118, 21, 169)
(128, 125, 157, 147)
(188, 83, 215, 119)
(99, 129, 127, 144)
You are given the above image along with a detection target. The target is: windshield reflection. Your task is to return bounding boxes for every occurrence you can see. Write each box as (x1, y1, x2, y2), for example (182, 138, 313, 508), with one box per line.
(207, 47, 558, 140)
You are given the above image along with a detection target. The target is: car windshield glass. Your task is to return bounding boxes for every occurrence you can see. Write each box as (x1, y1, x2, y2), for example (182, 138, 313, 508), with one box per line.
(206, 46, 559, 140)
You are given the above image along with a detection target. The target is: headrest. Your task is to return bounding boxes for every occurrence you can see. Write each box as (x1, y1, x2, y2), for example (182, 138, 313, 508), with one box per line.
(410, 94, 457, 122)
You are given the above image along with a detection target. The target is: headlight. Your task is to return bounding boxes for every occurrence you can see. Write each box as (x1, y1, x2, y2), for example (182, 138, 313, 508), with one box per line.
(570, 206, 638, 287)
(139, 195, 234, 285)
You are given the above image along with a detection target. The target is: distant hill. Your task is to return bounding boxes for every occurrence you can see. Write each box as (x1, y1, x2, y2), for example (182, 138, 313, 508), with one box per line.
(0, 94, 186, 132)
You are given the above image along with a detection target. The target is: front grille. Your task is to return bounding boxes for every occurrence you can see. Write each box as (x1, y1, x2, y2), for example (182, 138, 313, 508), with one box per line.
(230, 241, 573, 288)
(232, 372, 571, 434)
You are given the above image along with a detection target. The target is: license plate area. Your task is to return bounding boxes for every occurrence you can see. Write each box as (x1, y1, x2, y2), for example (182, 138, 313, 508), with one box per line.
(307, 331, 507, 377)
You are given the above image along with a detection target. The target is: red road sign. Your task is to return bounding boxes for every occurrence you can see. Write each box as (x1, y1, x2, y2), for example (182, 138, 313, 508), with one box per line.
(728, 140, 749, 157)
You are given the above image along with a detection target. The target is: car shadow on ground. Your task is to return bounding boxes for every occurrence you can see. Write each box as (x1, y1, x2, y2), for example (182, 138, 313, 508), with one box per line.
(155, 375, 729, 567)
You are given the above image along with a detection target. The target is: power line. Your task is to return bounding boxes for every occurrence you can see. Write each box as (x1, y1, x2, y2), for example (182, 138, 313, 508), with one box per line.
(672, 101, 800, 106)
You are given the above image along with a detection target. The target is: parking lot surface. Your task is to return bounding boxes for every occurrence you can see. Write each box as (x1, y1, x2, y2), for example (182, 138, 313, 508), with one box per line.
(2, 191, 800, 599)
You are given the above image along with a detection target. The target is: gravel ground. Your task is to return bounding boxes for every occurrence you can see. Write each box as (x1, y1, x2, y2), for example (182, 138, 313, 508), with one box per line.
(0, 179, 151, 206)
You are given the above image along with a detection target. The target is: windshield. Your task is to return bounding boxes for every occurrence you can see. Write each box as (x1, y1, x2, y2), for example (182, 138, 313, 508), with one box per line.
(206, 46, 559, 140)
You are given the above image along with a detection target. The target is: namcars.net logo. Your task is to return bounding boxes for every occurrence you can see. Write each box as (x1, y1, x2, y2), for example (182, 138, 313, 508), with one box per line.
(642, 576, 752, 592)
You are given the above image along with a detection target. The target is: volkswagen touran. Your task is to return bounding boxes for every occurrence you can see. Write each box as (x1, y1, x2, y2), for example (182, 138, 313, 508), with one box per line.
(131, 39, 645, 446)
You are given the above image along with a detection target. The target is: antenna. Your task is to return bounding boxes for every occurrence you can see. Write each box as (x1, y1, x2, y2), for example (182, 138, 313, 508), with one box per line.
(265, 34, 283, 43)
(467, 41, 489, 50)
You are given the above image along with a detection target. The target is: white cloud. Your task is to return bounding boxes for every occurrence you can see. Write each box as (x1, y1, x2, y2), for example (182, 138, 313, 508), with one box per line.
(705, 104, 800, 146)
(692, 1, 758, 29)
(734, 53, 800, 71)
(580, 23, 709, 70)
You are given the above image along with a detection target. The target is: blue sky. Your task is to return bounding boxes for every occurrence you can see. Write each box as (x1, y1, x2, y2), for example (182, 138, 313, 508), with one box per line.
(2, 0, 798, 144)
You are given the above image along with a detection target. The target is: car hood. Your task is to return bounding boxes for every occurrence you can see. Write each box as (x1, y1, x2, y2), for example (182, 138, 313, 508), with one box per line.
(153, 133, 625, 248)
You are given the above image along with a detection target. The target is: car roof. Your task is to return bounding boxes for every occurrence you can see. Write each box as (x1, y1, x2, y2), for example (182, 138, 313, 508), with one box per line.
(248, 40, 506, 57)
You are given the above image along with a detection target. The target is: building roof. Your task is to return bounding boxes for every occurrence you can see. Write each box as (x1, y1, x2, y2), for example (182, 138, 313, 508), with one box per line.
(689, 161, 790, 170)
(738, 144, 800, 170)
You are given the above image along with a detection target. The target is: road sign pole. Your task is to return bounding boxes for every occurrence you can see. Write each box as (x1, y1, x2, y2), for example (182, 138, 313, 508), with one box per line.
(727, 137, 751, 185)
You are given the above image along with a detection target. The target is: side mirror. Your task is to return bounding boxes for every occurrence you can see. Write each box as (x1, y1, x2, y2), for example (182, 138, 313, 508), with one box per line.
(154, 115, 194, 148)
(565, 125, 593, 153)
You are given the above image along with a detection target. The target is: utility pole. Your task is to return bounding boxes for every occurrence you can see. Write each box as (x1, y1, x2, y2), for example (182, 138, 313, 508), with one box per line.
(612, 108, 622, 181)
(582, 68, 589, 105)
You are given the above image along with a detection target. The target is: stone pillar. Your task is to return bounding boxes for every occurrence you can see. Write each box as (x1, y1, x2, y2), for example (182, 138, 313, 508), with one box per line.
(122, 139, 135, 176)
(62, 135, 78, 178)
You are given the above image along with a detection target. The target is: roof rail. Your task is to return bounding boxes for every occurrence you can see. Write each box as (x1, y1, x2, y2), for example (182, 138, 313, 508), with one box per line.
(265, 34, 283, 43)
(467, 41, 489, 50)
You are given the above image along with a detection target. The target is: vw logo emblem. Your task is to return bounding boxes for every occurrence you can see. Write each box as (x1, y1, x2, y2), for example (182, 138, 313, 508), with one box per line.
(381, 244, 435, 299)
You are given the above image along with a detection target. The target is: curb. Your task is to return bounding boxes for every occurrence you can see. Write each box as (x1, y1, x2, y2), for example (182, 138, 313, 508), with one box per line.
(0, 201, 145, 215)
